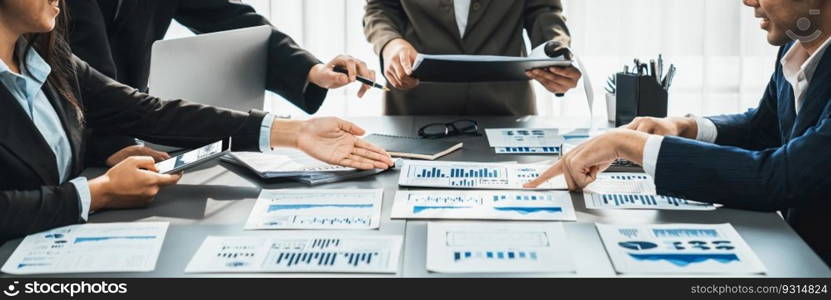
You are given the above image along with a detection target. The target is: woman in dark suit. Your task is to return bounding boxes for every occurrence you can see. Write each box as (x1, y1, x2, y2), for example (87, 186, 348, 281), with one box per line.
(0, 0, 393, 241)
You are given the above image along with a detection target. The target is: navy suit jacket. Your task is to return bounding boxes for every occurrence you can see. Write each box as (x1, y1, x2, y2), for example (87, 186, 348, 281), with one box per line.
(654, 42, 831, 266)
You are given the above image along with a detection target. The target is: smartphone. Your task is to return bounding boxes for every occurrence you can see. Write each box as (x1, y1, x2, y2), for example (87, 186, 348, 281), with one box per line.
(155, 138, 232, 174)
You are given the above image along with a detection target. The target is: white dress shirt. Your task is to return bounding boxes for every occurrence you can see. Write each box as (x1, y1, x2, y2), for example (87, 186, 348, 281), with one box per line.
(642, 35, 831, 177)
(453, 0, 471, 38)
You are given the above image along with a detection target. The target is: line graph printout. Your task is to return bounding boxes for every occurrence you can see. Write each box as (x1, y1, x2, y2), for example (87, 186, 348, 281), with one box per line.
(1, 222, 169, 275)
(391, 190, 576, 221)
(185, 235, 403, 274)
(398, 160, 566, 190)
(583, 173, 716, 211)
(427, 222, 575, 273)
(596, 223, 766, 274)
(245, 189, 383, 230)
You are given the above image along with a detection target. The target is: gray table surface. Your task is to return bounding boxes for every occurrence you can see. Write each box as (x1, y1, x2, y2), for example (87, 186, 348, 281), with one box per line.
(1, 116, 829, 278)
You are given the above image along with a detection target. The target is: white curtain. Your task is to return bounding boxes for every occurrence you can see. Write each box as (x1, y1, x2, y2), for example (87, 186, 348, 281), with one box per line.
(166, 0, 779, 119)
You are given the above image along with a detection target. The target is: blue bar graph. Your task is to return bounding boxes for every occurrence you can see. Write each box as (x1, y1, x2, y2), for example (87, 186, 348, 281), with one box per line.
(609, 174, 650, 180)
(310, 238, 341, 249)
(453, 250, 538, 262)
(652, 229, 719, 238)
(414, 167, 502, 178)
(272, 251, 380, 267)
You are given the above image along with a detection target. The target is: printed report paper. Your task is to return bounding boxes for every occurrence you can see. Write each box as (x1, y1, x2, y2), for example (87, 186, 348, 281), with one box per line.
(1, 222, 169, 275)
(596, 223, 766, 274)
(185, 235, 403, 274)
(426, 222, 575, 273)
(245, 189, 383, 230)
(391, 190, 575, 221)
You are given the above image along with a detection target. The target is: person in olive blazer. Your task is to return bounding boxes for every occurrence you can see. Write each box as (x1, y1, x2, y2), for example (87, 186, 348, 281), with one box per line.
(363, 0, 582, 115)
(66, 0, 377, 165)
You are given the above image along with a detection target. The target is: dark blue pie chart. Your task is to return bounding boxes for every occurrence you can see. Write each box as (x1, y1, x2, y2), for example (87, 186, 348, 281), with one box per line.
(618, 241, 658, 251)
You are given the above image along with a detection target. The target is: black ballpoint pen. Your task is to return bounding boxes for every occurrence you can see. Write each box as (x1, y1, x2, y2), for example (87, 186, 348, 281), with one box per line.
(333, 67, 390, 91)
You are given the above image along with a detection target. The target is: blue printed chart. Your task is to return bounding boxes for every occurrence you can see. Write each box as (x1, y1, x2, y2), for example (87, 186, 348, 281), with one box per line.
(185, 235, 403, 273)
(583, 173, 716, 211)
(494, 146, 560, 155)
(391, 190, 576, 221)
(596, 223, 766, 274)
(485, 128, 565, 148)
(398, 160, 566, 190)
(1, 222, 169, 275)
(426, 222, 575, 273)
(245, 189, 383, 230)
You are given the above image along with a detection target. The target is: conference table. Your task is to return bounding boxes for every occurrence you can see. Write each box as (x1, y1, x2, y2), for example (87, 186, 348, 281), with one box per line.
(1, 116, 829, 278)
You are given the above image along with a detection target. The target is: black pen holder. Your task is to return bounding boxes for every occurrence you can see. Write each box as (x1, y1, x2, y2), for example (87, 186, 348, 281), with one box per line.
(614, 73, 668, 127)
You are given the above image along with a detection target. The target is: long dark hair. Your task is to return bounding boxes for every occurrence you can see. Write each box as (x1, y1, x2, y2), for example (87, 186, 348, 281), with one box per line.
(19, 0, 82, 121)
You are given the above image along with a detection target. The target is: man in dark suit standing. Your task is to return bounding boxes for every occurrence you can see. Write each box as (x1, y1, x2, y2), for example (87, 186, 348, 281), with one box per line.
(66, 0, 377, 165)
(527, 0, 831, 265)
(363, 0, 582, 115)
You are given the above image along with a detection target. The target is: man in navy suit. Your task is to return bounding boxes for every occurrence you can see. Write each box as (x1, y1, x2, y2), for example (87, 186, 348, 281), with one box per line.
(526, 0, 831, 265)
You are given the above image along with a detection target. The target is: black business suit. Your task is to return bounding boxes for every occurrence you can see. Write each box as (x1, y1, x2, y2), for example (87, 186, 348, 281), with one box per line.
(66, 0, 326, 163)
(0, 55, 266, 242)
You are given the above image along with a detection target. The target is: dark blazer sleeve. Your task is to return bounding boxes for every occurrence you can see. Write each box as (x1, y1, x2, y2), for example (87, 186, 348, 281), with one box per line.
(66, 0, 139, 167)
(174, 0, 327, 114)
(704, 49, 786, 150)
(654, 115, 831, 211)
(0, 184, 83, 241)
(523, 0, 572, 48)
(73, 55, 266, 151)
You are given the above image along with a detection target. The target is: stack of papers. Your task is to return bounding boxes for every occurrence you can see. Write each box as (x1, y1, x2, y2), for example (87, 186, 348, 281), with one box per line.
(222, 149, 394, 185)
(1, 222, 169, 275)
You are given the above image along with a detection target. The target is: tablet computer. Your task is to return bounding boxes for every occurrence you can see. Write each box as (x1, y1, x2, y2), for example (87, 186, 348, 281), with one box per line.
(155, 138, 232, 174)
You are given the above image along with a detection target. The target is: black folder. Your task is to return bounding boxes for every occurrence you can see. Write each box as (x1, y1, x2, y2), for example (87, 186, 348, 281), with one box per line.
(411, 54, 573, 83)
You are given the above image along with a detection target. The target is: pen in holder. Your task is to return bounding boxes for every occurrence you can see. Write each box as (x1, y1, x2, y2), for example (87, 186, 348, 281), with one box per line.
(613, 72, 668, 127)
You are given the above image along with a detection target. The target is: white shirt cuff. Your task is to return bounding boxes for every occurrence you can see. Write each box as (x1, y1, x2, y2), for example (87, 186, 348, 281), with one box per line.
(259, 113, 276, 152)
(694, 116, 718, 143)
(69, 177, 91, 221)
(642, 135, 665, 178)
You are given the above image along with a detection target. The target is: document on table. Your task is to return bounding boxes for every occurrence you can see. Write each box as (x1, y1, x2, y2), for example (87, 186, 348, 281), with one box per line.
(487, 128, 594, 154)
(226, 149, 355, 177)
(185, 235, 403, 274)
(391, 190, 576, 221)
(398, 160, 566, 190)
(245, 189, 383, 230)
(583, 173, 716, 211)
(485, 128, 565, 148)
(1, 222, 169, 275)
(426, 222, 575, 273)
(596, 223, 766, 275)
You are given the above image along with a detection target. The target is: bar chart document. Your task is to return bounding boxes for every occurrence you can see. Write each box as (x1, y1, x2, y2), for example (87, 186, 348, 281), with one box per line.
(245, 189, 383, 230)
(426, 222, 575, 273)
(391, 190, 576, 221)
(1, 222, 169, 275)
(583, 173, 716, 211)
(596, 223, 766, 274)
(398, 160, 567, 190)
(185, 235, 403, 274)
